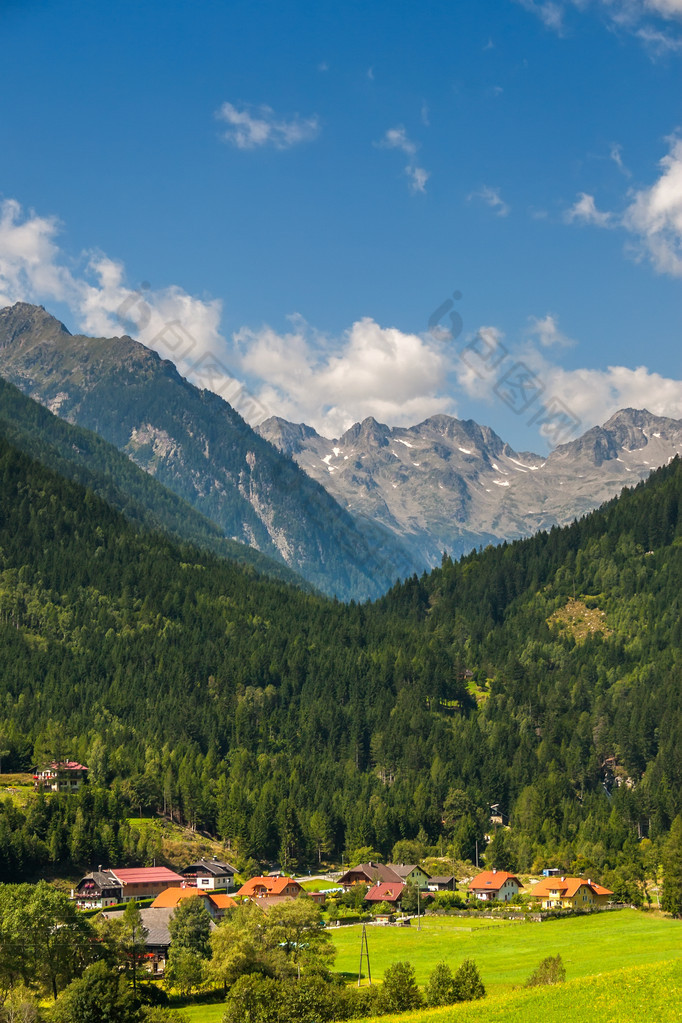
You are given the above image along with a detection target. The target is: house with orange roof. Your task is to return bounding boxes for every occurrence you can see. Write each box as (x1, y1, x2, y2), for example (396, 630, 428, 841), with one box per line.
(468, 869, 522, 902)
(530, 876, 613, 909)
(151, 886, 237, 920)
(236, 876, 302, 899)
(151, 887, 203, 909)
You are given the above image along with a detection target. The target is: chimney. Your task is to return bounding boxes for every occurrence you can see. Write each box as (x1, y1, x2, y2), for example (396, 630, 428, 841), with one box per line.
(492, 868, 497, 874)
(588, 878, 592, 885)
(561, 876, 565, 881)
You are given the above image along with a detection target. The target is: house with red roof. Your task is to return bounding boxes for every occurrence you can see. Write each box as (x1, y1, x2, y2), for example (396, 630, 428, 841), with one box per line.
(72, 866, 185, 908)
(530, 876, 613, 909)
(33, 761, 88, 793)
(364, 881, 406, 906)
(236, 876, 302, 899)
(468, 869, 522, 902)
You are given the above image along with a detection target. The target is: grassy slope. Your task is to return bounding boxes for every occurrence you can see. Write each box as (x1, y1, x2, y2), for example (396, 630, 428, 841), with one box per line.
(331, 910, 682, 991)
(358, 959, 682, 1023)
(177, 912, 682, 1022)
(176, 958, 682, 1023)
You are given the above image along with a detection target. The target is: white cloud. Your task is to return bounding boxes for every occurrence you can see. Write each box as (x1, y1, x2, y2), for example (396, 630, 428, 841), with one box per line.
(517, 0, 682, 51)
(234, 316, 455, 436)
(380, 126, 417, 157)
(516, 0, 566, 31)
(610, 143, 631, 177)
(378, 126, 430, 194)
(407, 167, 430, 193)
(454, 325, 682, 445)
(468, 185, 510, 217)
(565, 192, 613, 227)
(622, 137, 682, 276)
(528, 313, 576, 347)
(216, 101, 320, 150)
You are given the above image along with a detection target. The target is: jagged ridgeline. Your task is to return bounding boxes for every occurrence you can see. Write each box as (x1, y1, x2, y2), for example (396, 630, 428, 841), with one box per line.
(0, 424, 681, 879)
(0, 303, 414, 600)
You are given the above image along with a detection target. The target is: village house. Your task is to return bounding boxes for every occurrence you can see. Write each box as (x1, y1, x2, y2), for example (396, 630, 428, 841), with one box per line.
(72, 866, 185, 908)
(181, 857, 237, 891)
(530, 876, 613, 909)
(338, 862, 403, 888)
(236, 876, 303, 899)
(151, 886, 237, 921)
(33, 761, 88, 793)
(468, 869, 522, 902)
(386, 863, 432, 889)
(427, 874, 457, 892)
(364, 881, 406, 907)
(101, 906, 217, 975)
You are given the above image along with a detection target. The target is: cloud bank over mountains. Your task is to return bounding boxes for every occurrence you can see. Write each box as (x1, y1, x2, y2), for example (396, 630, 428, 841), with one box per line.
(1, 124, 681, 445)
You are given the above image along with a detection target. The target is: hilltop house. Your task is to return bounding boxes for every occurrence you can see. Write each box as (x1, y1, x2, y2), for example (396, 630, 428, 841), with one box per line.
(72, 866, 185, 908)
(386, 864, 431, 889)
(33, 761, 88, 793)
(468, 869, 522, 902)
(181, 857, 237, 891)
(236, 876, 302, 900)
(530, 877, 613, 909)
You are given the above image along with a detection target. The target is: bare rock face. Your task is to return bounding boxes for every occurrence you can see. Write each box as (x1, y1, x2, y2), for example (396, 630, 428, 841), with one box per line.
(258, 407, 682, 568)
(0, 303, 413, 601)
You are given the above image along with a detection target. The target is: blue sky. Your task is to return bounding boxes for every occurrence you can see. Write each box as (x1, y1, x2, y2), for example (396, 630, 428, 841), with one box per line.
(0, 0, 681, 451)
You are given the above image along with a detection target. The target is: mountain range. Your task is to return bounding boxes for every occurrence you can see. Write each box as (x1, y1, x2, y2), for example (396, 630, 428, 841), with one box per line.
(258, 408, 682, 568)
(3, 301, 682, 599)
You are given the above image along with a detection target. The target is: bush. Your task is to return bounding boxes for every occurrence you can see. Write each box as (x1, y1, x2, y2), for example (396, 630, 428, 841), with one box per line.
(424, 962, 456, 1006)
(453, 958, 485, 1001)
(376, 961, 422, 1013)
(525, 954, 566, 987)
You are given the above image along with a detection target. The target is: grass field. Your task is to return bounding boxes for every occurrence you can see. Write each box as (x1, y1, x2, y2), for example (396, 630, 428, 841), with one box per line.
(177, 957, 682, 1023)
(357, 959, 682, 1023)
(177, 911, 682, 1021)
(331, 909, 682, 991)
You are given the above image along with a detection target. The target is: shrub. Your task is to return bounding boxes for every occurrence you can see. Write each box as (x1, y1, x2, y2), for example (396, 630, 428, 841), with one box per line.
(424, 962, 456, 1006)
(376, 961, 422, 1013)
(525, 954, 566, 987)
(453, 958, 485, 1001)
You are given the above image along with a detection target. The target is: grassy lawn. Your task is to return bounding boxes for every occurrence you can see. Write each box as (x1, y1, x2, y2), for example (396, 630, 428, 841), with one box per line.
(356, 959, 682, 1023)
(331, 909, 682, 992)
(177, 1002, 225, 1023)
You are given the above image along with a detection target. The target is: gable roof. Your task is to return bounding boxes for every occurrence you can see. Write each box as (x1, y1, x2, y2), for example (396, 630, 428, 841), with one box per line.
(386, 864, 431, 879)
(429, 875, 457, 885)
(237, 876, 302, 897)
(365, 882, 406, 903)
(76, 870, 120, 892)
(468, 870, 521, 891)
(339, 862, 403, 885)
(111, 867, 185, 886)
(182, 858, 237, 876)
(531, 877, 613, 899)
(151, 887, 202, 909)
(207, 893, 237, 910)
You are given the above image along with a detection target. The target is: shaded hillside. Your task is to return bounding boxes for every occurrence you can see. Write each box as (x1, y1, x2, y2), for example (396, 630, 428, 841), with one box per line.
(0, 376, 304, 587)
(0, 302, 413, 600)
(0, 432, 681, 889)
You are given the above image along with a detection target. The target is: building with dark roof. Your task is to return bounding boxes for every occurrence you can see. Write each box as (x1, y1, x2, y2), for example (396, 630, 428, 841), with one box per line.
(181, 857, 237, 891)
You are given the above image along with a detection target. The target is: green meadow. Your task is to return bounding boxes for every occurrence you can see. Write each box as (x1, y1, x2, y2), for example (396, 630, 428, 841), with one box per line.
(330, 909, 682, 991)
(356, 959, 682, 1023)
(178, 910, 682, 1021)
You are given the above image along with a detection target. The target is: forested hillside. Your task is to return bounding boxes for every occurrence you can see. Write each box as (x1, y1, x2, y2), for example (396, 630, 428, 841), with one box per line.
(0, 426, 680, 892)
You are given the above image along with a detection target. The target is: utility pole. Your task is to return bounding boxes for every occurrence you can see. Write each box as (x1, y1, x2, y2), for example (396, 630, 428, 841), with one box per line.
(358, 923, 371, 985)
(417, 883, 421, 931)
(475, 839, 479, 869)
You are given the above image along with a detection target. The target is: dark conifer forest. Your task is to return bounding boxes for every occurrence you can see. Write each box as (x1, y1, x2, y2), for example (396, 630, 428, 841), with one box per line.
(1, 421, 681, 890)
